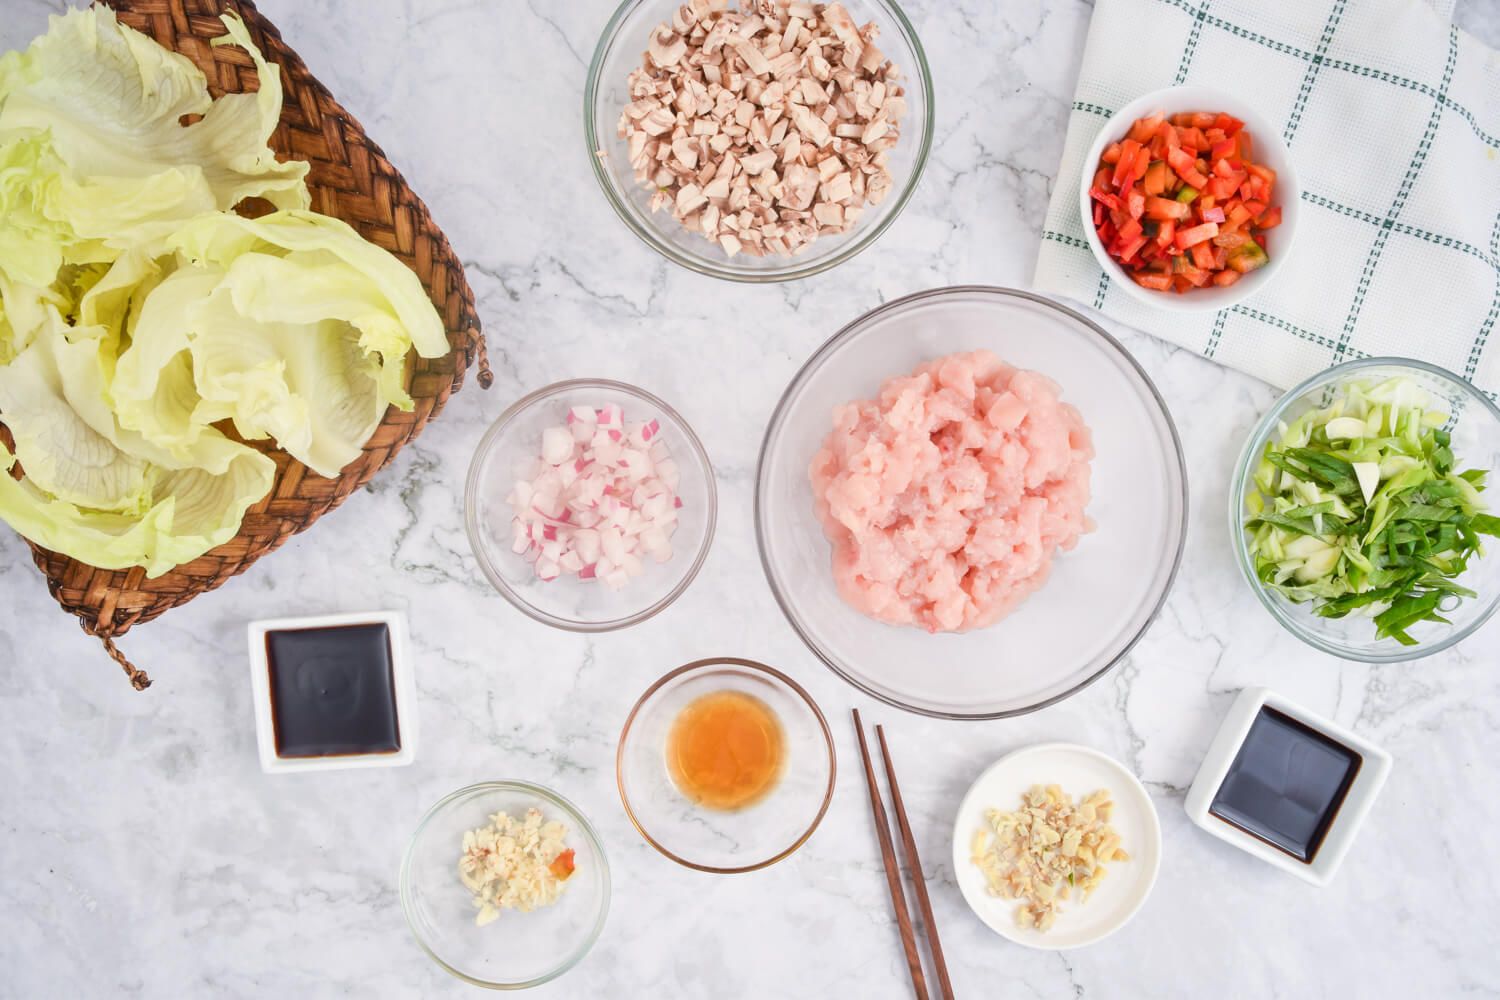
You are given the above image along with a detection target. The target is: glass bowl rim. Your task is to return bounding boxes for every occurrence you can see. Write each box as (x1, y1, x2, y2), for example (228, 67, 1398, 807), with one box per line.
(753, 284, 1190, 719)
(582, 0, 936, 284)
(1228, 355, 1500, 663)
(615, 656, 838, 873)
(464, 377, 719, 634)
(398, 779, 613, 991)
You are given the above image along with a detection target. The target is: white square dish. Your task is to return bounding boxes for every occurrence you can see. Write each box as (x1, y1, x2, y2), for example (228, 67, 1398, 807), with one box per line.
(1184, 687, 1391, 886)
(247, 611, 418, 774)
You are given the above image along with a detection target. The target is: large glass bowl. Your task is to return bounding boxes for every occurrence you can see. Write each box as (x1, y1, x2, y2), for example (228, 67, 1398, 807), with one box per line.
(1230, 358, 1500, 662)
(584, 0, 934, 283)
(755, 287, 1188, 719)
(466, 379, 717, 633)
(400, 781, 611, 990)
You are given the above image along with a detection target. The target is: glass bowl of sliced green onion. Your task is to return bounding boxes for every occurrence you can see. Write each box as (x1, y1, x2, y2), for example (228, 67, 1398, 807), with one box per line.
(1231, 358, 1500, 662)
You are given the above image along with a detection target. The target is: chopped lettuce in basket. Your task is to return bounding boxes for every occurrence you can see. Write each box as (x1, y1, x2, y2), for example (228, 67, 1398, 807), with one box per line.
(0, 8, 447, 577)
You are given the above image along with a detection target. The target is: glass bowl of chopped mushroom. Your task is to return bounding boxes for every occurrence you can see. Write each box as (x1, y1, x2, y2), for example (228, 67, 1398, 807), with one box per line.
(400, 781, 611, 989)
(586, 0, 934, 282)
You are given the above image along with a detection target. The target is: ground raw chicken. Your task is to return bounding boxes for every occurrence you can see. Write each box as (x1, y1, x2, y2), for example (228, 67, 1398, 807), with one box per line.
(809, 351, 1094, 633)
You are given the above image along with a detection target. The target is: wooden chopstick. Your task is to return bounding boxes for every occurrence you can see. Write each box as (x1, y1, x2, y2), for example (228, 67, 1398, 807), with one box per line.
(877, 725, 955, 1000)
(852, 709, 929, 1000)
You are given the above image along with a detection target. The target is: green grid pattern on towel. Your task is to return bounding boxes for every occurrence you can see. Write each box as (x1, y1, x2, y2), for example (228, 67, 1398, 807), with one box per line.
(1144, 0, 1499, 149)
(1330, 25, 1459, 365)
(1057, 0, 1497, 392)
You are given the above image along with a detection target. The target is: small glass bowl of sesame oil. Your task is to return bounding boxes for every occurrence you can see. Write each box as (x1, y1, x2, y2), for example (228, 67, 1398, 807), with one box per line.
(616, 658, 837, 873)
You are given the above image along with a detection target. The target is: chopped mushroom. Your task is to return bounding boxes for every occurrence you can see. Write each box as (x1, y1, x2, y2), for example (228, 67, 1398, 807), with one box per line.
(612, 0, 906, 258)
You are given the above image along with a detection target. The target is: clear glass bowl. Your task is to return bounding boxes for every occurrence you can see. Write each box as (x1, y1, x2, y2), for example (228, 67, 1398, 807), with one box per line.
(584, 0, 934, 283)
(755, 286, 1189, 719)
(400, 781, 610, 990)
(1230, 358, 1500, 662)
(616, 658, 837, 873)
(466, 379, 717, 632)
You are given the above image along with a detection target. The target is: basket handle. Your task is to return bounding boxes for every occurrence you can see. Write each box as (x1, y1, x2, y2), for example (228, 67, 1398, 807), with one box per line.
(88, 626, 152, 691)
(469, 325, 493, 390)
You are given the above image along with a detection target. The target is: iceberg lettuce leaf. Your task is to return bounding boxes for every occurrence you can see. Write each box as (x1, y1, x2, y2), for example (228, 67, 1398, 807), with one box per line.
(0, 8, 309, 286)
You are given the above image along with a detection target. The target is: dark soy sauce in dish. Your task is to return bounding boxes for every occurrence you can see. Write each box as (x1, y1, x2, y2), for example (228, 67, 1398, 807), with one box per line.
(1209, 706, 1361, 863)
(265, 624, 401, 758)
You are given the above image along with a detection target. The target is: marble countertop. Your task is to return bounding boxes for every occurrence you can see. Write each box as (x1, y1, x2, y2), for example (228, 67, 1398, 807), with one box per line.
(3, 1, 1498, 997)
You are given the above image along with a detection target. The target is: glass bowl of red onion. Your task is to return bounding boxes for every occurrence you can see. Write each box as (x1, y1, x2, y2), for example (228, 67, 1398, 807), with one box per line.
(466, 379, 718, 632)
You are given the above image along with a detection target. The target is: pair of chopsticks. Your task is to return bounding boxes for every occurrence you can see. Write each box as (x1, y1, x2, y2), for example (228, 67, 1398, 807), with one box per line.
(853, 709, 954, 1000)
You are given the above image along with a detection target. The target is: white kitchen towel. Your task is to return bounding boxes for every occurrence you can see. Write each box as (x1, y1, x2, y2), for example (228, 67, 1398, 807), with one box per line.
(1034, 0, 1500, 398)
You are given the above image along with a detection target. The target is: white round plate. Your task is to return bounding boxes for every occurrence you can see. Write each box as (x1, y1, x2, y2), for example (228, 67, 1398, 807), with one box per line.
(951, 743, 1162, 950)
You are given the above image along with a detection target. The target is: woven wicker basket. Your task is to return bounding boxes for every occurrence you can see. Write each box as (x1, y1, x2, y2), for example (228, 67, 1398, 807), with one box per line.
(4, 0, 490, 690)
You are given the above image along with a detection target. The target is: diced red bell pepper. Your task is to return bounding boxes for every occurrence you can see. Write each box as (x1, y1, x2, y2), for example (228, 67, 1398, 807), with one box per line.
(1175, 221, 1220, 250)
(1213, 158, 1246, 182)
(1214, 112, 1245, 135)
(1205, 177, 1238, 201)
(1227, 242, 1270, 272)
(1157, 120, 1180, 152)
(1094, 109, 1276, 294)
(1245, 162, 1276, 187)
(1166, 147, 1209, 188)
(1190, 240, 1217, 270)
(1144, 196, 1190, 221)
(1111, 139, 1143, 189)
(1143, 160, 1170, 196)
(1128, 113, 1166, 144)
(1116, 234, 1148, 262)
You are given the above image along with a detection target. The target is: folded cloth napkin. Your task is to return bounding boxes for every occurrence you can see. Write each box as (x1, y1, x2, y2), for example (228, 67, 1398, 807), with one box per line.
(1034, 0, 1500, 398)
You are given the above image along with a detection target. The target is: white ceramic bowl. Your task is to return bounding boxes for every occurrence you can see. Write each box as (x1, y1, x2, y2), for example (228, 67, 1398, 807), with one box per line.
(756, 287, 1188, 719)
(952, 743, 1162, 950)
(1184, 688, 1393, 887)
(1077, 85, 1301, 313)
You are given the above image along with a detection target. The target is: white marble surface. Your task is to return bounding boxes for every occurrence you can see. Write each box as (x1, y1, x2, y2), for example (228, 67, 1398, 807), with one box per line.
(3, 1, 1499, 997)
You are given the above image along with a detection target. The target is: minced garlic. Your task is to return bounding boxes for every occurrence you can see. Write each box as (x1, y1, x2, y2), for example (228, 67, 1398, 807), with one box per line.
(459, 808, 576, 926)
(970, 784, 1129, 932)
